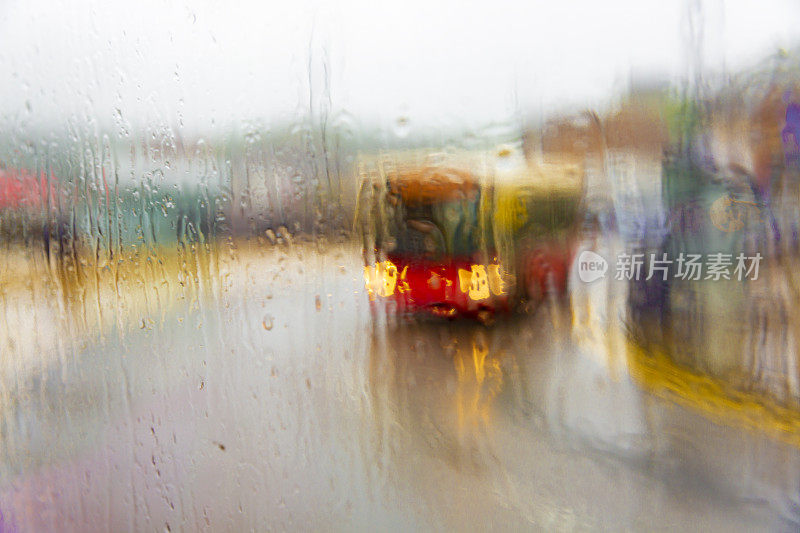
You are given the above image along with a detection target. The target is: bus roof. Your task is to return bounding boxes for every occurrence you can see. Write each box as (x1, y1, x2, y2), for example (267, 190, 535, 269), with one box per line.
(357, 149, 584, 203)
(387, 166, 479, 205)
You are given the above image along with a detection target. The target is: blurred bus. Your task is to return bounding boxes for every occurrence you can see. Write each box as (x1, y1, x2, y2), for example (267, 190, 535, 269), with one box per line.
(356, 150, 584, 321)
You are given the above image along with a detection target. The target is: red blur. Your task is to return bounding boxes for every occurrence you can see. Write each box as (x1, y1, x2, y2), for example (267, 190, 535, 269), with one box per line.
(0, 168, 57, 210)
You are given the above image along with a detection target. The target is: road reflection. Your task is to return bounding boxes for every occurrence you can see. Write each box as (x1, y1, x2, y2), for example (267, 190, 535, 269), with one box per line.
(2, 242, 800, 530)
(366, 273, 800, 528)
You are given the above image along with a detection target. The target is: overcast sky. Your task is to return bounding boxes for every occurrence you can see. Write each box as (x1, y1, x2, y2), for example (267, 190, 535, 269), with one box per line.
(1, 0, 799, 135)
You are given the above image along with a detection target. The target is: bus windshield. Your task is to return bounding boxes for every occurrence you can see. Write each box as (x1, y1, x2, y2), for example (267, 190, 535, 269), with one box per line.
(388, 195, 485, 260)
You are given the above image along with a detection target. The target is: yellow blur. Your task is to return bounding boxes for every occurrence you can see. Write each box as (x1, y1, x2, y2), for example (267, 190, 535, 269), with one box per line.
(458, 264, 505, 301)
(626, 338, 800, 450)
(364, 260, 399, 298)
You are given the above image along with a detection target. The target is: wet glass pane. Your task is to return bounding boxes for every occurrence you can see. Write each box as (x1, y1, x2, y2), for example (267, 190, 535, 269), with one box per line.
(2, 0, 800, 530)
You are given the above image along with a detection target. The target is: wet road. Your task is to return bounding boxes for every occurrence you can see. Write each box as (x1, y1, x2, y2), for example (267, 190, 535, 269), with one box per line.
(2, 243, 800, 531)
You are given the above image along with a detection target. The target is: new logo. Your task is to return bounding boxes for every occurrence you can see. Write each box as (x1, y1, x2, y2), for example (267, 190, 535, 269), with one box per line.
(577, 250, 608, 283)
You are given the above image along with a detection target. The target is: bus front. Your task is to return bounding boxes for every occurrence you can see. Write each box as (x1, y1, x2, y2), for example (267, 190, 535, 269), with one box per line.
(362, 163, 511, 321)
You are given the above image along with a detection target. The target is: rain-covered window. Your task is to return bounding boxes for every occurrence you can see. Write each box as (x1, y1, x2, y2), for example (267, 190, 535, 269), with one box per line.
(2, 0, 800, 530)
